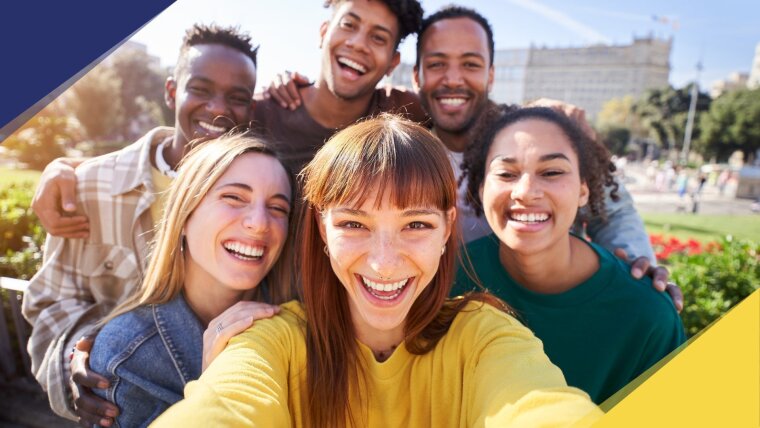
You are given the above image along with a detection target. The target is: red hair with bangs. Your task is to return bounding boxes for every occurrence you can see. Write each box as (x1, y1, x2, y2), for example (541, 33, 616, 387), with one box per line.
(299, 114, 501, 427)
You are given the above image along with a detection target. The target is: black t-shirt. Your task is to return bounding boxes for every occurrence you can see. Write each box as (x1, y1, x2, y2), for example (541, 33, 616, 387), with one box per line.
(251, 87, 427, 174)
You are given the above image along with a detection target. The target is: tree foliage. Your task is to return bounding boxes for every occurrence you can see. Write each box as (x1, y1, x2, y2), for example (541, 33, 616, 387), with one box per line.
(596, 95, 645, 138)
(598, 126, 631, 156)
(66, 64, 125, 142)
(632, 85, 710, 151)
(109, 46, 171, 139)
(2, 104, 76, 170)
(698, 88, 760, 162)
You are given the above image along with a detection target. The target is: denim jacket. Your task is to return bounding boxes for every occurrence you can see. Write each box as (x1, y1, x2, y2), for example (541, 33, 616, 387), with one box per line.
(90, 294, 203, 428)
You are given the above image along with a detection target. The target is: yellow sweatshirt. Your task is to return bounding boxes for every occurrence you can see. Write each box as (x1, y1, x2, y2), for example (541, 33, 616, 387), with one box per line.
(152, 300, 601, 427)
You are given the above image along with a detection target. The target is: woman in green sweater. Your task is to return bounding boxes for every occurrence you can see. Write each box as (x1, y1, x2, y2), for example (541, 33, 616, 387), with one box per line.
(453, 106, 685, 403)
(153, 114, 600, 427)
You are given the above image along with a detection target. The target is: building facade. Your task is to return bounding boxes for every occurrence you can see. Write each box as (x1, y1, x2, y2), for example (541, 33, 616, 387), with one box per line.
(520, 37, 671, 118)
(390, 36, 672, 119)
(748, 42, 760, 89)
(710, 72, 749, 98)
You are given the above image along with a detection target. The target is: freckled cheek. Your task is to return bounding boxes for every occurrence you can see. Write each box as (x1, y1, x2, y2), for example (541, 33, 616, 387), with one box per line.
(327, 235, 368, 265)
(401, 239, 444, 278)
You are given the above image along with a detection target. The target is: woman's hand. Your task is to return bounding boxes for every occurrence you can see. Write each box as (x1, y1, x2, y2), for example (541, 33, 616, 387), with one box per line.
(202, 301, 281, 371)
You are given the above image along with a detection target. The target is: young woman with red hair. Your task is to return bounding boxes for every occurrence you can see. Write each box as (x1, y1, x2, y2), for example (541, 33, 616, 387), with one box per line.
(154, 114, 600, 427)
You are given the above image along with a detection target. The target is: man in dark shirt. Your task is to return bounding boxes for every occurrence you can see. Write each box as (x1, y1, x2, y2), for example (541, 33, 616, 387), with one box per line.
(252, 0, 426, 173)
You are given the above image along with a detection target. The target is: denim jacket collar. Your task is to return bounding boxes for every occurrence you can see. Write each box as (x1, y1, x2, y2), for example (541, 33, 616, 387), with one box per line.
(151, 294, 204, 384)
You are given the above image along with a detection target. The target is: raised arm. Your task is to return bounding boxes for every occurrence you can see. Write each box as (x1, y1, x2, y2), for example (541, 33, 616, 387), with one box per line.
(465, 313, 602, 427)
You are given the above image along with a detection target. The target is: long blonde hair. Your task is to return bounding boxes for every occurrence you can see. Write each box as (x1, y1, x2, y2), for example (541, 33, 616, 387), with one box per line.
(104, 132, 296, 323)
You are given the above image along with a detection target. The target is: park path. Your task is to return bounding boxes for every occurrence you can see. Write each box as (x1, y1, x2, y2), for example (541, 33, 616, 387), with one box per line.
(620, 163, 756, 216)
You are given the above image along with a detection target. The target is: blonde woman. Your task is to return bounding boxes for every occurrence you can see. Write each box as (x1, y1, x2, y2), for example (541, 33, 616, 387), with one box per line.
(154, 115, 601, 427)
(89, 133, 296, 427)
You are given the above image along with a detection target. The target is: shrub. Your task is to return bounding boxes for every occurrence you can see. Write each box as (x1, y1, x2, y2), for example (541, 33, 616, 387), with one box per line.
(0, 181, 44, 279)
(658, 235, 760, 336)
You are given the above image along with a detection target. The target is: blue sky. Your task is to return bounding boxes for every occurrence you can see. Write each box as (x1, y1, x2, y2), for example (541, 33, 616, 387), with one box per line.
(131, 0, 759, 91)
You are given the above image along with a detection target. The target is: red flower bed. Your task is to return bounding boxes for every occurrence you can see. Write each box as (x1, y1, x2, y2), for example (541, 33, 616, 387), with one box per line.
(650, 234, 720, 262)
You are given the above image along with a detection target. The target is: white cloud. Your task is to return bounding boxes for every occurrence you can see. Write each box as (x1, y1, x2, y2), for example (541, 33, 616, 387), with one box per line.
(506, 0, 611, 44)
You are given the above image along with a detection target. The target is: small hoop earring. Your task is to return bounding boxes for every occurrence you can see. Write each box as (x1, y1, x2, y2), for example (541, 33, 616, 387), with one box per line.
(323, 245, 330, 257)
(180, 235, 186, 254)
(441, 245, 446, 255)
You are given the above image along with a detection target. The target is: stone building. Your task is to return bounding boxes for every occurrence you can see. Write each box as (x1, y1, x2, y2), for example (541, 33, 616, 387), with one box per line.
(520, 36, 671, 118)
(710, 72, 749, 98)
(388, 36, 671, 119)
(748, 42, 760, 89)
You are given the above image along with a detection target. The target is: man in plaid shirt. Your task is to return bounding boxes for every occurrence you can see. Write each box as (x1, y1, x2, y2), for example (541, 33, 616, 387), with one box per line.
(22, 24, 259, 424)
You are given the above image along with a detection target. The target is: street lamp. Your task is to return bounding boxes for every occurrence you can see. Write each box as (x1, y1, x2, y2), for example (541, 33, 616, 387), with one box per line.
(681, 60, 703, 164)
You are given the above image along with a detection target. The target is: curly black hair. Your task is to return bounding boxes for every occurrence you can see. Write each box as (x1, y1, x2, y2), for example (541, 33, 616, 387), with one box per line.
(416, 5, 494, 67)
(324, 0, 423, 48)
(176, 23, 259, 75)
(461, 105, 619, 221)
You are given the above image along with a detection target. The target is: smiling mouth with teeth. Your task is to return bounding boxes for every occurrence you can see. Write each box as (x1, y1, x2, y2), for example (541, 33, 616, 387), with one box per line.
(223, 241, 264, 261)
(198, 121, 227, 134)
(509, 212, 551, 224)
(360, 276, 410, 301)
(337, 57, 367, 75)
(438, 97, 467, 106)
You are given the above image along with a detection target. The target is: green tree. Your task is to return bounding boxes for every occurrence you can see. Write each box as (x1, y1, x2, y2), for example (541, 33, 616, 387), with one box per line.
(598, 126, 631, 156)
(2, 104, 76, 170)
(66, 64, 125, 142)
(698, 88, 760, 162)
(596, 95, 645, 138)
(109, 46, 171, 139)
(632, 85, 710, 151)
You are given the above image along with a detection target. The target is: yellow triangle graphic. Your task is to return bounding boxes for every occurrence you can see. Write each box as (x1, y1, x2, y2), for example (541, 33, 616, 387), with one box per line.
(595, 290, 760, 427)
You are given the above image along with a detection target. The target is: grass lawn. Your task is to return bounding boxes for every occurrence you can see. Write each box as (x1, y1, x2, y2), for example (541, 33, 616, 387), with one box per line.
(0, 167, 41, 186)
(641, 213, 760, 243)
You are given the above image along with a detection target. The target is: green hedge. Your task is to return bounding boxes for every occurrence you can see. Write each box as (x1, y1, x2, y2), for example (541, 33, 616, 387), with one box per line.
(663, 236, 760, 336)
(0, 182, 44, 279)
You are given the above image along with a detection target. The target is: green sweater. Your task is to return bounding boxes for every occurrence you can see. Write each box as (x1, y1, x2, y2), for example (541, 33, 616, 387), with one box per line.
(453, 234, 686, 403)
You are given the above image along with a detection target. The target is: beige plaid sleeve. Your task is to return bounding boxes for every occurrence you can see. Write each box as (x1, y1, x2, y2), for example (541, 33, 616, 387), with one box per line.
(22, 157, 146, 420)
(23, 236, 140, 419)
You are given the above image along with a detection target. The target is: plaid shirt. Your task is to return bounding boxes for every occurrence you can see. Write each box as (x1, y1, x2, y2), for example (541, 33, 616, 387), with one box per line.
(22, 127, 172, 420)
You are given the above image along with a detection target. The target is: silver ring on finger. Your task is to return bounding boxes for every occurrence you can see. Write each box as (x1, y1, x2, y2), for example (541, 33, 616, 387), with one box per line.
(215, 322, 224, 334)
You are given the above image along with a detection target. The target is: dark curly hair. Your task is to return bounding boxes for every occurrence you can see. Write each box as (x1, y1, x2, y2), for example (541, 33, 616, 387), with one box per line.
(175, 23, 259, 75)
(416, 5, 494, 67)
(324, 0, 423, 48)
(462, 105, 619, 221)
